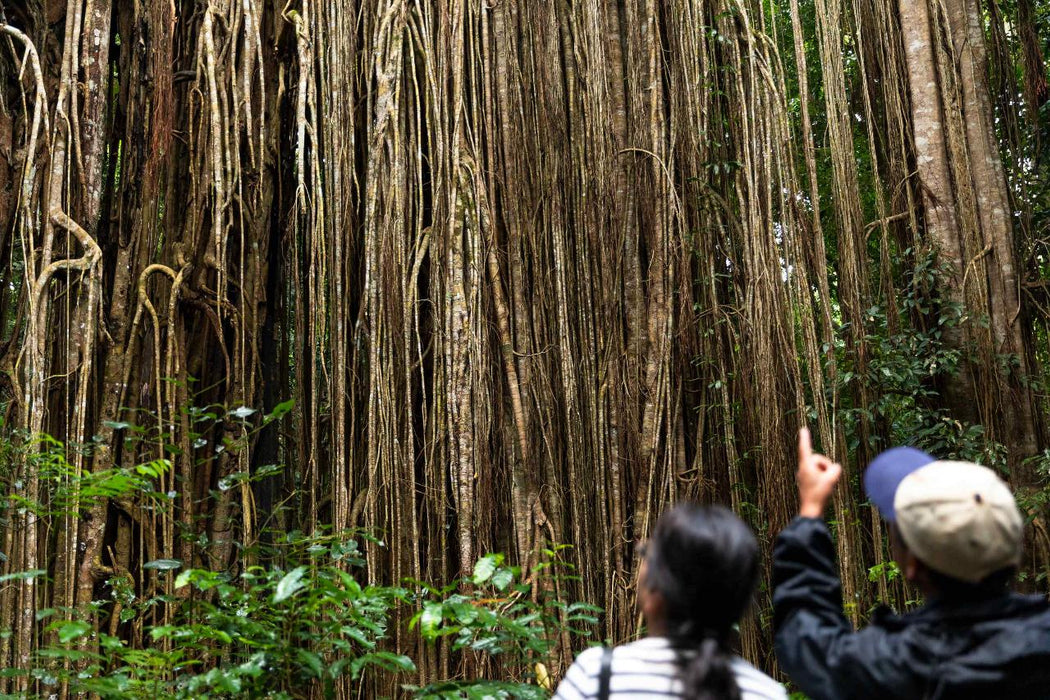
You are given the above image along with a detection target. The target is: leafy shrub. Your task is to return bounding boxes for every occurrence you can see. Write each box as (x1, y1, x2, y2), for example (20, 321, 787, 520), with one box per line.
(8, 541, 600, 699)
(0, 416, 601, 699)
(840, 251, 1006, 467)
(11, 531, 414, 698)
(409, 546, 601, 699)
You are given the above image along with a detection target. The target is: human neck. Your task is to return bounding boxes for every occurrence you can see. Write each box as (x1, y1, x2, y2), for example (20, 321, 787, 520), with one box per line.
(645, 616, 668, 637)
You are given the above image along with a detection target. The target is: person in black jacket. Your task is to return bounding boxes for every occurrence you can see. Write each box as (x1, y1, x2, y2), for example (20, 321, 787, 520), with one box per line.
(772, 428, 1050, 700)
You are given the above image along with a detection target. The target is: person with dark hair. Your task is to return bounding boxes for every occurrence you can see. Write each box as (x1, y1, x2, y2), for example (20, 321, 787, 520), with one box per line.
(773, 428, 1050, 699)
(554, 504, 786, 699)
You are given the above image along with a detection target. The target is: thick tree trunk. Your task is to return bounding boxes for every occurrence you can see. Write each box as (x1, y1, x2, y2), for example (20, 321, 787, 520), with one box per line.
(899, 0, 1043, 471)
(947, 0, 1042, 470)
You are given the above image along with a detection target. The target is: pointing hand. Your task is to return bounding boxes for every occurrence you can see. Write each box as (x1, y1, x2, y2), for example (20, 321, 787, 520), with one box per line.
(797, 427, 842, 518)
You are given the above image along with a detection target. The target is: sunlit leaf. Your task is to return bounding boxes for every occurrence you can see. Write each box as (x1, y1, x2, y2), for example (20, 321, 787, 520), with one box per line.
(268, 399, 295, 420)
(0, 569, 47, 583)
(472, 554, 503, 585)
(491, 568, 514, 592)
(274, 566, 307, 603)
(56, 620, 91, 643)
(419, 602, 443, 639)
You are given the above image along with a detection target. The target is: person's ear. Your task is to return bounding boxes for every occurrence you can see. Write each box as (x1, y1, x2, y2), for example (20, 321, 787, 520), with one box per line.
(903, 551, 939, 597)
(640, 585, 665, 620)
(890, 524, 920, 581)
(903, 551, 921, 583)
(636, 561, 662, 615)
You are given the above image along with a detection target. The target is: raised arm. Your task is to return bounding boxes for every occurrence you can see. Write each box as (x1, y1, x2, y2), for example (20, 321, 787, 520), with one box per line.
(772, 430, 857, 699)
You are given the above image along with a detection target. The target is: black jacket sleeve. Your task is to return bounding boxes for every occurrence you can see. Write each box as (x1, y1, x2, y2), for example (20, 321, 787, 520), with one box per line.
(772, 518, 923, 700)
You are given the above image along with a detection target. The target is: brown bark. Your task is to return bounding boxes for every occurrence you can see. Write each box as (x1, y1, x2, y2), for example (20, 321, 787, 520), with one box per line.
(71, 0, 111, 618)
(898, 0, 977, 422)
(900, 0, 1043, 470)
(1018, 0, 1049, 136)
(947, 0, 1042, 467)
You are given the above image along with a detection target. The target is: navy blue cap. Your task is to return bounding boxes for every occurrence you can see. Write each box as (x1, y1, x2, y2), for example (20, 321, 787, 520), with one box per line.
(863, 447, 936, 521)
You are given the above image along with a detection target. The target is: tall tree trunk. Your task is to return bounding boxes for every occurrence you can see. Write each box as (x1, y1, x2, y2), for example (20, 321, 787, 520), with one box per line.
(899, 0, 1044, 473)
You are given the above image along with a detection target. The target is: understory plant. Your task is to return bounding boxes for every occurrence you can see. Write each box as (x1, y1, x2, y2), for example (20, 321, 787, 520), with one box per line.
(8, 531, 414, 698)
(0, 430, 600, 698)
(6, 534, 600, 699)
(839, 251, 1006, 467)
(409, 547, 602, 699)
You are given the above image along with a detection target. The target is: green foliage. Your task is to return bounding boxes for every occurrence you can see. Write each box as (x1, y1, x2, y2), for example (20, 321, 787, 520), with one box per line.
(10, 531, 412, 698)
(0, 436, 599, 700)
(160, 549, 412, 697)
(866, 560, 901, 585)
(2, 391, 600, 699)
(3, 433, 173, 518)
(6, 541, 600, 699)
(840, 251, 1006, 468)
(1015, 452, 1050, 568)
(408, 544, 601, 699)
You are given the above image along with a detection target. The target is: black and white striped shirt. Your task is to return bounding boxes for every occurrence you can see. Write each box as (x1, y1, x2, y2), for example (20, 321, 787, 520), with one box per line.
(553, 637, 786, 699)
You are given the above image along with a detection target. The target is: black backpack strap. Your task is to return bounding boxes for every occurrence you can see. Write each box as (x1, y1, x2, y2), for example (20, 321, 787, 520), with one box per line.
(597, 646, 613, 700)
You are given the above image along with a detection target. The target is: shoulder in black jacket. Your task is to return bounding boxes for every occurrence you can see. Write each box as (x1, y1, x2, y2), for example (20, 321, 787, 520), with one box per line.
(772, 517, 1050, 700)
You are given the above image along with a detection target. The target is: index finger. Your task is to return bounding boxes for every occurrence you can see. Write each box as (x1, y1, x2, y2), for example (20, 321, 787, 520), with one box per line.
(798, 426, 812, 462)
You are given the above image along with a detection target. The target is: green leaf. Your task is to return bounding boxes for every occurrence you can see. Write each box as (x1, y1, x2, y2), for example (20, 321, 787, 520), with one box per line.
(329, 657, 354, 678)
(99, 634, 124, 652)
(268, 399, 295, 420)
(35, 647, 101, 662)
(142, 558, 182, 571)
(177, 569, 224, 591)
(472, 553, 503, 585)
(491, 568, 514, 592)
(451, 602, 479, 625)
(255, 463, 283, 479)
(341, 625, 376, 650)
(236, 653, 267, 678)
(149, 625, 178, 641)
(296, 648, 324, 678)
(174, 569, 193, 589)
(57, 620, 92, 643)
(135, 459, 171, 479)
(34, 607, 57, 621)
(419, 602, 443, 639)
(350, 651, 415, 679)
(274, 566, 307, 603)
(0, 569, 47, 583)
